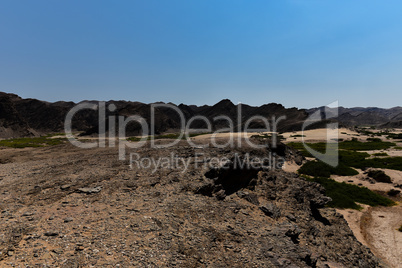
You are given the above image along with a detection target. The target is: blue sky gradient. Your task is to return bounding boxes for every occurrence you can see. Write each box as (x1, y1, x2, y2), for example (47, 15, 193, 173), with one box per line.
(1, 0, 401, 108)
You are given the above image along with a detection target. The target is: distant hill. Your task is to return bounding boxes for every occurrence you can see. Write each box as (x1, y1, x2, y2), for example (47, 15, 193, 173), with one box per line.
(307, 106, 402, 128)
(0, 92, 309, 138)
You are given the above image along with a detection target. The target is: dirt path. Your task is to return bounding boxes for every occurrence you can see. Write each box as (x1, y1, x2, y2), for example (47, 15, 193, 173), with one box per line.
(337, 203, 402, 268)
(362, 204, 402, 268)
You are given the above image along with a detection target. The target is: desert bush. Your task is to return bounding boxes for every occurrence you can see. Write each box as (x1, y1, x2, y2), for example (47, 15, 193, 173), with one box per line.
(387, 133, 402, 139)
(339, 140, 395, 151)
(367, 170, 392, 183)
(290, 134, 305, 138)
(287, 142, 328, 157)
(367, 138, 382, 142)
(387, 189, 400, 197)
(372, 152, 388, 156)
(307, 177, 395, 209)
(298, 161, 358, 178)
(360, 157, 402, 171)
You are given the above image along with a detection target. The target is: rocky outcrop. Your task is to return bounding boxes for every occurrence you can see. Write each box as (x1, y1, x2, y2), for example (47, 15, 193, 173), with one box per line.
(0, 140, 384, 266)
(0, 92, 35, 138)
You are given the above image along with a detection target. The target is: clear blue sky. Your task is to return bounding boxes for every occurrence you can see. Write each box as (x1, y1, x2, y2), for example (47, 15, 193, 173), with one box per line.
(1, 0, 402, 108)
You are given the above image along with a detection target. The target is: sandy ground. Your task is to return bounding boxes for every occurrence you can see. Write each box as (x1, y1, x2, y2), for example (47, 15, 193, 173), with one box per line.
(331, 168, 402, 193)
(281, 127, 358, 143)
(363, 204, 402, 268)
(336, 203, 402, 268)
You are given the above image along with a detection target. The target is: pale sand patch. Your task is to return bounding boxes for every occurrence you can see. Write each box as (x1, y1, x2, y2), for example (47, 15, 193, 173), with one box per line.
(191, 132, 261, 140)
(331, 168, 402, 193)
(281, 127, 358, 143)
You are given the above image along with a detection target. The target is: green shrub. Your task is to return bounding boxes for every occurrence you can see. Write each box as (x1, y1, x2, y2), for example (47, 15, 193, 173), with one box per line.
(298, 161, 358, 178)
(306, 177, 395, 209)
(287, 142, 328, 157)
(339, 140, 395, 151)
(398, 225, 402, 232)
(290, 134, 305, 138)
(387, 133, 402, 139)
(367, 170, 392, 183)
(357, 157, 402, 171)
(372, 152, 388, 156)
(367, 138, 382, 142)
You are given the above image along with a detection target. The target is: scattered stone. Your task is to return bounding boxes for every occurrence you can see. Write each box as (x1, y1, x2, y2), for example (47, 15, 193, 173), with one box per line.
(44, 231, 59, 237)
(52, 249, 63, 254)
(64, 217, 74, 223)
(260, 203, 281, 219)
(78, 186, 102, 194)
(237, 191, 260, 205)
(7, 251, 14, 256)
(22, 211, 34, 217)
(214, 189, 226, 200)
(60, 184, 71, 190)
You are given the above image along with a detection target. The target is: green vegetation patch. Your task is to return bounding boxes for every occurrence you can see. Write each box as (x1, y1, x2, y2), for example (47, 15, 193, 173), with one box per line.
(394, 146, 402, 150)
(287, 139, 394, 157)
(299, 148, 402, 174)
(299, 161, 358, 178)
(398, 225, 402, 232)
(0, 136, 66, 148)
(355, 157, 402, 171)
(306, 177, 395, 209)
(372, 152, 388, 156)
(339, 139, 395, 151)
(287, 142, 328, 157)
(387, 133, 402, 139)
(291, 139, 402, 175)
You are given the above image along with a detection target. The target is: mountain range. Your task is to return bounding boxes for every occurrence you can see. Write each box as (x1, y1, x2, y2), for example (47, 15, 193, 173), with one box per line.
(0, 91, 401, 139)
